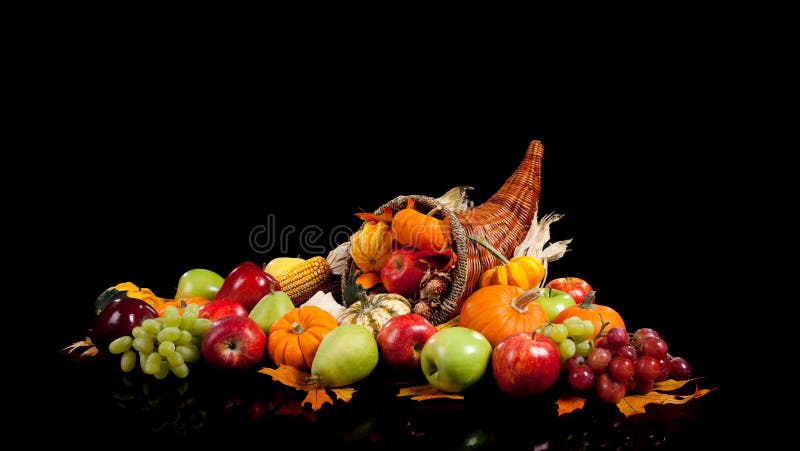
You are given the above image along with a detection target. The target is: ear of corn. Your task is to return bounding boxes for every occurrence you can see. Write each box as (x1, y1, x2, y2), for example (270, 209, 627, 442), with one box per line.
(277, 256, 333, 300)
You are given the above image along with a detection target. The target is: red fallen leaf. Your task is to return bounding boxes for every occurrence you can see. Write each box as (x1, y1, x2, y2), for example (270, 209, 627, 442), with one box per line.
(556, 393, 586, 415)
(396, 384, 464, 401)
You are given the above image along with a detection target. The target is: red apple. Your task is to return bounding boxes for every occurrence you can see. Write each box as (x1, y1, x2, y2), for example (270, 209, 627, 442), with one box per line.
(91, 297, 158, 352)
(215, 261, 280, 311)
(201, 316, 266, 370)
(492, 332, 561, 396)
(380, 247, 428, 297)
(376, 313, 437, 376)
(199, 299, 248, 322)
(545, 277, 593, 304)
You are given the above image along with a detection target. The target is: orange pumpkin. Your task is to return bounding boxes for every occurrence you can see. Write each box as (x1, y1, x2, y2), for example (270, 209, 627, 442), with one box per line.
(391, 198, 450, 253)
(267, 306, 338, 371)
(471, 234, 544, 290)
(554, 291, 625, 340)
(457, 285, 550, 348)
(350, 221, 394, 272)
(157, 297, 211, 316)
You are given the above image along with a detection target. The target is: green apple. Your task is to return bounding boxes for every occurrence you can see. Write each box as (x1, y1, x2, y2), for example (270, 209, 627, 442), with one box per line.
(536, 287, 576, 321)
(175, 268, 225, 300)
(420, 327, 492, 393)
(248, 290, 294, 334)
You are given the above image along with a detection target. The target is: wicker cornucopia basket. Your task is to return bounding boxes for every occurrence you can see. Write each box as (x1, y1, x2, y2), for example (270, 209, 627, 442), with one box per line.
(342, 140, 544, 325)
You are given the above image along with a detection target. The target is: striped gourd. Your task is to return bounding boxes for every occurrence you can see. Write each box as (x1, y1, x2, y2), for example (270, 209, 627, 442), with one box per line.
(338, 292, 411, 336)
(277, 257, 333, 300)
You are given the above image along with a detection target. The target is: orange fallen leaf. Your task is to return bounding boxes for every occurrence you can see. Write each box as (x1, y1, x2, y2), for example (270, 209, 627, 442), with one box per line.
(396, 384, 464, 401)
(652, 377, 701, 392)
(556, 392, 586, 416)
(63, 337, 99, 359)
(258, 365, 358, 411)
(258, 365, 311, 390)
(303, 386, 334, 410)
(331, 387, 355, 402)
(617, 386, 714, 417)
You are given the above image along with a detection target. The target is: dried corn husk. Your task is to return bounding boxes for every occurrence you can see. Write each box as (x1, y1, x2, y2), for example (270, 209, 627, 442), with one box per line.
(513, 210, 572, 284)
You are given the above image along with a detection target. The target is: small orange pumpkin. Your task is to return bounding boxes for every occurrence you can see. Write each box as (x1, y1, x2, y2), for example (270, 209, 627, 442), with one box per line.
(267, 306, 338, 371)
(554, 291, 625, 340)
(472, 234, 544, 290)
(157, 297, 211, 316)
(458, 285, 550, 348)
(350, 221, 394, 272)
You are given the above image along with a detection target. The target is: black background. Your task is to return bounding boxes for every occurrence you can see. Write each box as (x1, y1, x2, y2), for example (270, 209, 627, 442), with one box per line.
(42, 49, 738, 448)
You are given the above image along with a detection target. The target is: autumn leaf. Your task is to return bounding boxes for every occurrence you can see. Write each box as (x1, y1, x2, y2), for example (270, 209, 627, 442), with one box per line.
(556, 392, 586, 416)
(355, 207, 394, 224)
(258, 365, 311, 390)
(617, 386, 714, 417)
(303, 387, 334, 410)
(331, 387, 355, 403)
(652, 377, 701, 392)
(397, 384, 464, 401)
(63, 337, 99, 359)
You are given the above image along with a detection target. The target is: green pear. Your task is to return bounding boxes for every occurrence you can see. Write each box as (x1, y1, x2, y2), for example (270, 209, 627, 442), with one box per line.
(248, 290, 294, 334)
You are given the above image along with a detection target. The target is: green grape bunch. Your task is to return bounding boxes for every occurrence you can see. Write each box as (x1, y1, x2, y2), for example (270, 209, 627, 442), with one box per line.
(535, 316, 596, 364)
(107, 304, 211, 379)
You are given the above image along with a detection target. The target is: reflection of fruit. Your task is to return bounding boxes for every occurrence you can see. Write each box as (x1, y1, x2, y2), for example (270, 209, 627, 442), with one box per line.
(92, 297, 158, 351)
(376, 313, 437, 376)
(198, 299, 248, 322)
(420, 327, 492, 393)
(268, 306, 338, 371)
(175, 268, 225, 300)
(249, 289, 294, 334)
(264, 257, 305, 277)
(215, 261, 280, 311)
(310, 324, 379, 387)
(201, 316, 266, 370)
(535, 288, 576, 322)
(380, 247, 428, 298)
(492, 332, 560, 396)
(458, 285, 549, 347)
(545, 277, 593, 304)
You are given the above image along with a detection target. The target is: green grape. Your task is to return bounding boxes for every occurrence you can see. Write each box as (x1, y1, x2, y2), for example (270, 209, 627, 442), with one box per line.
(166, 350, 184, 368)
(163, 306, 180, 327)
(558, 339, 576, 361)
(180, 310, 198, 331)
(576, 340, 592, 357)
(582, 320, 595, 337)
(133, 337, 154, 354)
(175, 330, 193, 346)
(563, 316, 584, 337)
(154, 361, 170, 380)
(190, 318, 212, 336)
(157, 327, 181, 343)
(131, 326, 149, 339)
(176, 344, 200, 363)
(142, 318, 162, 335)
(108, 336, 133, 354)
(120, 350, 137, 372)
(190, 336, 202, 346)
(144, 353, 162, 375)
(158, 341, 176, 356)
(139, 351, 149, 371)
(550, 324, 569, 343)
(170, 363, 190, 379)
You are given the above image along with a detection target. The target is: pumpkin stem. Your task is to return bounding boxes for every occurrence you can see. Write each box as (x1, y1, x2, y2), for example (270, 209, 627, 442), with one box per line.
(511, 287, 544, 313)
(468, 234, 510, 265)
(581, 291, 596, 309)
(180, 299, 188, 309)
(291, 321, 305, 335)
(593, 312, 610, 342)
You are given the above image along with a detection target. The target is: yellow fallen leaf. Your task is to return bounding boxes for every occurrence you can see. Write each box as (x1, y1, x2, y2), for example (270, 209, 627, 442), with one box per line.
(617, 386, 714, 417)
(652, 377, 701, 392)
(331, 387, 355, 402)
(303, 387, 334, 410)
(396, 384, 464, 401)
(258, 365, 310, 390)
(556, 393, 586, 416)
(436, 316, 460, 330)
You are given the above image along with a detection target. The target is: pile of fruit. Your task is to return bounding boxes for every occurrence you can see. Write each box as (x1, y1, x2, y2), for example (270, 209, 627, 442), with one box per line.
(87, 245, 693, 404)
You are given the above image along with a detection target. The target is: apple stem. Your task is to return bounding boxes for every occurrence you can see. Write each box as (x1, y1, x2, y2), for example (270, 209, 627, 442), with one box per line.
(291, 322, 305, 335)
(468, 234, 509, 265)
(512, 287, 544, 313)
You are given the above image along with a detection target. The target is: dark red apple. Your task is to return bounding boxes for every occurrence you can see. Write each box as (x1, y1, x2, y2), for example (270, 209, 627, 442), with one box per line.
(380, 247, 428, 297)
(545, 277, 593, 304)
(492, 332, 561, 396)
(376, 313, 437, 376)
(215, 261, 280, 311)
(91, 297, 158, 352)
(201, 316, 266, 370)
(199, 299, 249, 322)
